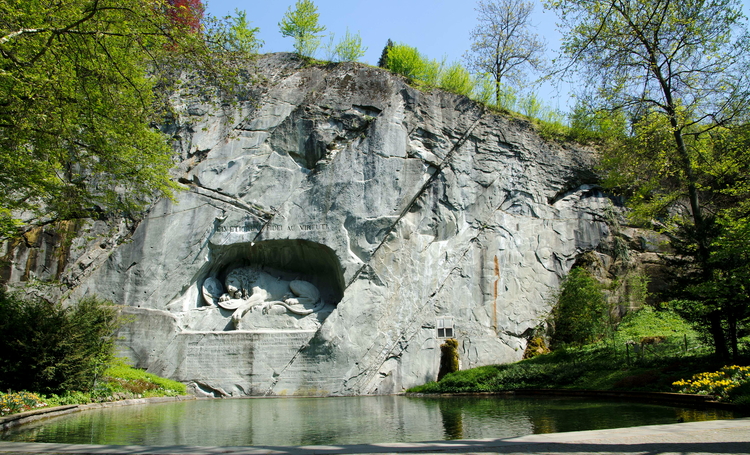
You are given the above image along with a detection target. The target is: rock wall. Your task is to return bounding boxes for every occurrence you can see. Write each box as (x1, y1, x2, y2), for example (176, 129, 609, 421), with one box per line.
(1, 54, 615, 396)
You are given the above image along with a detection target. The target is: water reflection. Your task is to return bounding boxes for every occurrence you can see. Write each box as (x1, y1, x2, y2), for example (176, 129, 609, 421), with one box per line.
(1, 395, 736, 447)
(437, 399, 463, 439)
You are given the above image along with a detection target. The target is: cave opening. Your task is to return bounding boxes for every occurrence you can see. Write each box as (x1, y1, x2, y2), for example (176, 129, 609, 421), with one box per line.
(202, 239, 345, 306)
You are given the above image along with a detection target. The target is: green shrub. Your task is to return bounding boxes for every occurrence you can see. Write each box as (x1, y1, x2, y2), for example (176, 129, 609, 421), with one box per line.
(279, 0, 326, 58)
(438, 339, 460, 380)
(204, 9, 263, 55)
(439, 62, 473, 96)
(436, 365, 503, 392)
(0, 292, 120, 395)
(385, 43, 426, 81)
(567, 100, 628, 144)
(385, 43, 442, 87)
(549, 267, 608, 348)
(44, 391, 91, 406)
(421, 58, 442, 86)
(519, 92, 543, 118)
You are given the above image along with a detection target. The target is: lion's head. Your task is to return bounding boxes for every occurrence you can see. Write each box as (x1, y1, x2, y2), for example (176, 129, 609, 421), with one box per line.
(223, 267, 260, 299)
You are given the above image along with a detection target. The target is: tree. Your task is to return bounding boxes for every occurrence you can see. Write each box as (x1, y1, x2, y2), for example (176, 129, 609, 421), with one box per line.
(667, 124, 750, 359)
(549, 0, 750, 357)
(0, 0, 205, 239)
(465, 0, 546, 106)
(377, 39, 394, 68)
(204, 9, 263, 55)
(0, 0, 253, 239)
(279, 0, 326, 58)
(333, 29, 367, 62)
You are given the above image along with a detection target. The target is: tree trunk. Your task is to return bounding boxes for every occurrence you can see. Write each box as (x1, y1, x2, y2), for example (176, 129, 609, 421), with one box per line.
(728, 312, 738, 360)
(495, 78, 501, 107)
(709, 312, 729, 360)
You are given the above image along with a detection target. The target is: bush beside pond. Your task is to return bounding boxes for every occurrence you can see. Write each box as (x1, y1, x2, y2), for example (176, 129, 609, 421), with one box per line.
(0, 291, 186, 417)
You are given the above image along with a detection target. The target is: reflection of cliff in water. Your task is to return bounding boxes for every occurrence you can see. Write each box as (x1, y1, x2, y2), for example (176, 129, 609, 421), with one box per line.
(2, 395, 736, 446)
(530, 415, 558, 434)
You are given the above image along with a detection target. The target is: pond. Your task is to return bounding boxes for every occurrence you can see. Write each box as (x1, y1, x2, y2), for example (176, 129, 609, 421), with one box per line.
(1, 395, 736, 447)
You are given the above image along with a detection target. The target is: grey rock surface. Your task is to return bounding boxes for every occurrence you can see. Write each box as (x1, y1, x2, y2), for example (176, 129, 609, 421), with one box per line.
(2, 54, 614, 396)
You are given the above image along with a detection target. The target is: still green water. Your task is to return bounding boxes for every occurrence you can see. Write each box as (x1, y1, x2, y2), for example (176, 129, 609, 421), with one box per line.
(1, 395, 736, 446)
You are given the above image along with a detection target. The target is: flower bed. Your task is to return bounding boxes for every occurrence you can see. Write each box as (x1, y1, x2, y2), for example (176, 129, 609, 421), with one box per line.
(673, 365, 750, 402)
(0, 391, 47, 416)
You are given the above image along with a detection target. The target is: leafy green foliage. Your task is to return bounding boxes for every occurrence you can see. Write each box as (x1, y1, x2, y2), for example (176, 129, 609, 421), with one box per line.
(409, 309, 729, 396)
(549, 267, 608, 347)
(0, 0, 259, 239)
(100, 359, 187, 397)
(279, 0, 326, 58)
(0, 292, 120, 395)
(439, 62, 473, 97)
(386, 44, 480, 98)
(385, 43, 428, 81)
(324, 29, 367, 63)
(567, 100, 628, 144)
(640, 126, 750, 359)
(615, 306, 699, 344)
(0, 361, 186, 416)
(519, 92, 543, 118)
(470, 74, 496, 106)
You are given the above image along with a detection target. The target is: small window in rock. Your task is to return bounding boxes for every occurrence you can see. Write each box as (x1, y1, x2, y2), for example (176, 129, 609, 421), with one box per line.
(437, 317, 454, 338)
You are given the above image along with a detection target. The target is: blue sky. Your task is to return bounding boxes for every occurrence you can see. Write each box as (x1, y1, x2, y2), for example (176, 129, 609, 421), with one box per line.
(204, 0, 750, 114)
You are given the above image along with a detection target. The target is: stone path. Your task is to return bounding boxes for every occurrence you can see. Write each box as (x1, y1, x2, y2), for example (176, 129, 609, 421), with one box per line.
(1, 418, 749, 455)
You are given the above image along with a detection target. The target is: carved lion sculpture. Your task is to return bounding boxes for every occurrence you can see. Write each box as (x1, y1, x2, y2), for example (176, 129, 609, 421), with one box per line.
(201, 267, 323, 329)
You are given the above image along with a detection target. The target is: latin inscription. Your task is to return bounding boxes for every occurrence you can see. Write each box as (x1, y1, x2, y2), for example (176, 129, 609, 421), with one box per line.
(216, 222, 332, 233)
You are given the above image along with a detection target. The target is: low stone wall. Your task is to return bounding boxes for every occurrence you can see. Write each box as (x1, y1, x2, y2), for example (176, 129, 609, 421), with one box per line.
(0, 396, 196, 431)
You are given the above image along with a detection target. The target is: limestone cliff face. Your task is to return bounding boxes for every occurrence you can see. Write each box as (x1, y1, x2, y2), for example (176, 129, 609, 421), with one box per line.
(1, 54, 613, 396)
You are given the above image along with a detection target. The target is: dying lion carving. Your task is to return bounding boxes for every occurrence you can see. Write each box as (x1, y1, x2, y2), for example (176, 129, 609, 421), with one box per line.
(202, 267, 324, 329)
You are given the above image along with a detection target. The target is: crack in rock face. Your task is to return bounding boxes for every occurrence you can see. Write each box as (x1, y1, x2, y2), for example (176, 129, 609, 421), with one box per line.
(1, 54, 616, 397)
